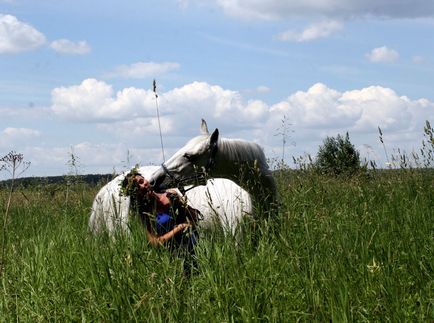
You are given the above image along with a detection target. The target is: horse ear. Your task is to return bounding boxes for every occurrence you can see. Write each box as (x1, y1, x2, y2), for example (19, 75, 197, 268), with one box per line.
(210, 128, 219, 146)
(200, 119, 209, 135)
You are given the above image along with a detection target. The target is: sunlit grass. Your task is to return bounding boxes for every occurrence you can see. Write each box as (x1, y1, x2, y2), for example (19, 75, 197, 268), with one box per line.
(0, 168, 433, 321)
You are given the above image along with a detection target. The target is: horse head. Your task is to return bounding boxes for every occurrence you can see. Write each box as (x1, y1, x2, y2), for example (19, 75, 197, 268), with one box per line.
(150, 119, 219, 191)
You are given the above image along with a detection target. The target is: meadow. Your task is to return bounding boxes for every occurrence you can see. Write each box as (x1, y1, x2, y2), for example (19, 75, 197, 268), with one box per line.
(0, 167, 433, 322)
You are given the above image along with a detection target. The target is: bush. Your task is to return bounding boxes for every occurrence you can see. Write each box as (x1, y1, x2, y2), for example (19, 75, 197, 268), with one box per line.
(315, 132, 363, 177)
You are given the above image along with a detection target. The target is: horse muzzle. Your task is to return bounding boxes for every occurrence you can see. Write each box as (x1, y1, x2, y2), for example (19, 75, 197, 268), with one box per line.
(149, 169, 168, 192)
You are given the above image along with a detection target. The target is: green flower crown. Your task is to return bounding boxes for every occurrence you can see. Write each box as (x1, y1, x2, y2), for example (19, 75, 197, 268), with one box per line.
(119, 165, 141, 197)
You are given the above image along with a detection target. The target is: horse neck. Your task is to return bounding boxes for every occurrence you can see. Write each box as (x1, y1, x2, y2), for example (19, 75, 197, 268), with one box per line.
(212, 138, 276, 200)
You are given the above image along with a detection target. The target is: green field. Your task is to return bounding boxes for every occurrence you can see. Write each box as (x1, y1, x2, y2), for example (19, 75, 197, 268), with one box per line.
(0, 169, 433, 321)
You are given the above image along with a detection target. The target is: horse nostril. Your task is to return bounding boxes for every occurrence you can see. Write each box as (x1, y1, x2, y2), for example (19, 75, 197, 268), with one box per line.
(149, 179, 156, 188)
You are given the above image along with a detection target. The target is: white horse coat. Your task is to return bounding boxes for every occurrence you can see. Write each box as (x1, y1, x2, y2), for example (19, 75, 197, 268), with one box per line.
(88, 165, 252, 235)
(149, 120, 277, 209)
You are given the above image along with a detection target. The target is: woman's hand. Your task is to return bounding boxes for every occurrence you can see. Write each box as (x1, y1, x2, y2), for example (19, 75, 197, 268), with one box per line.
(146, 223, 191, 246)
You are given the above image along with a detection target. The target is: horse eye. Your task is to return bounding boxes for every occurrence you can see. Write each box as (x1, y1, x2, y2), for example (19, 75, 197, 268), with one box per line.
(184, 153, 193, 161)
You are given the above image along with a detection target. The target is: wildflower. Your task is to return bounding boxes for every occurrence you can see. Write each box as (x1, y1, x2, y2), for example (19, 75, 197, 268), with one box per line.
(367, 257, 381, 273)
(124, 253, 132, 266)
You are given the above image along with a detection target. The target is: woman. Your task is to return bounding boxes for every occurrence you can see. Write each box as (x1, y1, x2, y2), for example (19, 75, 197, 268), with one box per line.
(120, 168, 200, 271)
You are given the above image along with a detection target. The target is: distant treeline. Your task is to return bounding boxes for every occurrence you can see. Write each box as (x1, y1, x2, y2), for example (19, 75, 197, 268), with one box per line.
(1, 167, 432, 189)
(0, 174, 115, 188)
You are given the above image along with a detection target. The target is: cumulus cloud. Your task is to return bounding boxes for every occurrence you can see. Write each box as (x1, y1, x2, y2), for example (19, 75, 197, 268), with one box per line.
(0, 14, 46, 53)
(50, 39, 91, 55)
(108, 61, 180, 79)
(263, 83, 434, 166)
(51, 79, 434, 135)
(213, 0, 434, 20)
(276, 20, 343, 42)
(14, 79, 434, 176)
(50, 79, 434, 160)
(51, 78, 157, 122)
(268, 83, 432, 132)
(160, 81, 269, 130)
(51, 80, 268, 128)
(366, 46, 400, 63)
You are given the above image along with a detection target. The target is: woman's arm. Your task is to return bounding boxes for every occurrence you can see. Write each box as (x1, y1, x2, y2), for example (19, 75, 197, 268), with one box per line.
(145, 223, 191, 247)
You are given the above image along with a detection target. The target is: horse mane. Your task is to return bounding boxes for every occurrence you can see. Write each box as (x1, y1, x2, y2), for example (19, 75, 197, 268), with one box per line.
(218, 138, 269, 171)
(184, 135, 210, 153)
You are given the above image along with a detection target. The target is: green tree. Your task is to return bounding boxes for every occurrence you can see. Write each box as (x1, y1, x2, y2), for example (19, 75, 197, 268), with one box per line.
(316, 132, 362, 177)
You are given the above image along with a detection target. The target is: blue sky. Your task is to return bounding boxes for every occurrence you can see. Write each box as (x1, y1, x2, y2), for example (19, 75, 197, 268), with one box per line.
(1, 0, 434, 179)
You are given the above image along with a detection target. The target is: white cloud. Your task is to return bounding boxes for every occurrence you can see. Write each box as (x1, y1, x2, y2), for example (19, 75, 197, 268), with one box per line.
(366, 46, 399, 63)
(213, 0, 434, 20)
(9, 80, 434, 177)
(51, 78, 157, 122)
(51, 80, 268, 128)
(269, 83, 359, 129)
(0, 127, 40, 147)
(264, 83, 434, 166)
(51, 80, 434, 136)
(162, 82, 269, 127)
(276, 20, 343, 42)
(50, 39, 91, 55)
(50, 79, 434, 155)
(108, 61, 180, 79)
(0, 14, 46, 53)
(268, 83, 433, 133)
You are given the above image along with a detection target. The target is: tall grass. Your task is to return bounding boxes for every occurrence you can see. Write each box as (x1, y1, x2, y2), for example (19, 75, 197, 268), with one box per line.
(0, 167, 433, 321)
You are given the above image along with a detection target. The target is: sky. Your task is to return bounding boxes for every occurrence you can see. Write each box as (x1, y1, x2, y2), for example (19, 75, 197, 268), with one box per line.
(1, 0, 434, 179)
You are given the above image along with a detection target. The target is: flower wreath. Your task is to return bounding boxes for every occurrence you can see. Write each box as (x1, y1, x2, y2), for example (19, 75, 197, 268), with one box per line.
(119, 165, 141, 197)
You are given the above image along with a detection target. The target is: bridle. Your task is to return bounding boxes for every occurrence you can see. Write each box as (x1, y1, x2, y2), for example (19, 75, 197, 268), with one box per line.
(159, 140, 218, 195)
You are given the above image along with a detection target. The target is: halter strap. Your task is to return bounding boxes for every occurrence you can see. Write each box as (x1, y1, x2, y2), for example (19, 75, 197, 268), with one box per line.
(161, 163, 177, 182)
(160, 140, 218, 195)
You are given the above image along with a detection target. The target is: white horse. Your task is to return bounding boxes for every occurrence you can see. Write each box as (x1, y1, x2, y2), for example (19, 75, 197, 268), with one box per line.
(89, 168, 252, 236)
(149, 120, 277, 212)
(89, 125, 253, 234)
